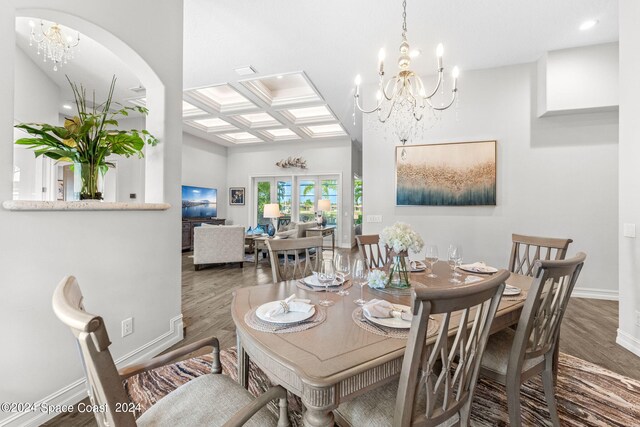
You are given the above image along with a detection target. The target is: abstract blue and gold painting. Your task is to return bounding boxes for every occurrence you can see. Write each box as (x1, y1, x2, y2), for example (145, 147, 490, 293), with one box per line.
(396, 140, 496, 206)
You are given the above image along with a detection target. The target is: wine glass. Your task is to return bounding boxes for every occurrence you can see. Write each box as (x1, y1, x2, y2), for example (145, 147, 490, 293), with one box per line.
(425, 245, 439, 278)
(352, 256, 369, 306)
(448, 244, 462, 284)
(315, 258, 335, 306)
(334, 252, 351, 296)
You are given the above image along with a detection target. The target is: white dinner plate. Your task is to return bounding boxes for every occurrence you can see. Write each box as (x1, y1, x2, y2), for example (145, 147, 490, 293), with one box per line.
(303, 275, 343, 288)
(459, 264, 499, 274)
(503, 285, 522, 296)
(364, 304, 412, 329)
(255, 301, 316, 324)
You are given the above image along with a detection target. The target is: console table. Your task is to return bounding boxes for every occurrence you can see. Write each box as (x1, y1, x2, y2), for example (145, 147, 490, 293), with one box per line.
(305, 225, 336, 254)
(182, 218, 226, 251)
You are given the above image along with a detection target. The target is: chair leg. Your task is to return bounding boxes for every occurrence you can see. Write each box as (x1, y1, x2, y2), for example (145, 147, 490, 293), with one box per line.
(277, 396, 290, 427)
(194, 264, 201, 271)
(458, 398, 472, 426)
(541, 355, 561, 427)
(506, 380, 522, 427)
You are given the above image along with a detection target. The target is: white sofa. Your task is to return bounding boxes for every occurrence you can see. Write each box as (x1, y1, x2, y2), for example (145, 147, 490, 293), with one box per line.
(193, 225, 245, 270)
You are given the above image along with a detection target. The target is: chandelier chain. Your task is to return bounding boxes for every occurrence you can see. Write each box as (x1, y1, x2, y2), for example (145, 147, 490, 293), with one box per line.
(402, 0, 407, 37)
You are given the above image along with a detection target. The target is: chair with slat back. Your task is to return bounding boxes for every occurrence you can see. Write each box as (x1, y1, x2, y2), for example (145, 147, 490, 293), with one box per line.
(509, 234, 573, 277)
(356, 234, 388, 269)
(481, 253, 586, 427)
(52, 276, 290, 427)
(336, 270, 510, 427)
(266, 236, 323, 283)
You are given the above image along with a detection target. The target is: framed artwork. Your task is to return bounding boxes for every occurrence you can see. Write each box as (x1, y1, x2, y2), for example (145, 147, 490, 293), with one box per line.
(57, 180, 64, 201)
(395, 140, 497, 206)
(229, 187, 245, 205)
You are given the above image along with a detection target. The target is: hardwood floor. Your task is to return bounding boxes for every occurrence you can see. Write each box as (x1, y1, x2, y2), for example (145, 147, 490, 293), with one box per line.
(44, 251, 640, 426)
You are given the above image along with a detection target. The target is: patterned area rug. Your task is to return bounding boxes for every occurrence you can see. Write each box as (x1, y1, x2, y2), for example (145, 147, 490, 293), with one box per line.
(124, 348, 640, 426)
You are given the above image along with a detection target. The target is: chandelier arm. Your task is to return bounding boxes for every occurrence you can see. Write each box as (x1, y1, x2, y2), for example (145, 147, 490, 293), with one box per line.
(354, 94, 383, 114)
(381, 76, 399, 101)
(68, 35, 81, 48)
(377, 97, 398, 123)
(30, 30, 45, 44)
(425, 89, 458, 111)
(422, 71, 444, 100)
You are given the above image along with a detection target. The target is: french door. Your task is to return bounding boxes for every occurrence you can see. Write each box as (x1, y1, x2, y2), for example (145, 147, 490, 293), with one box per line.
(252, 174, 340, 235)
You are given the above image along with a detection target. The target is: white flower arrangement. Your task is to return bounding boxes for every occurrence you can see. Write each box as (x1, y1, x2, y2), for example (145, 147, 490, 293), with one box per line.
(379, 222, 424, 254)
(368, 269, 388, 289)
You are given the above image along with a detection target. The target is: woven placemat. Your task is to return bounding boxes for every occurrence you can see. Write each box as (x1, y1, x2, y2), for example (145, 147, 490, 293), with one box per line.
(296, 280, 353, 293)
(370, 280, 427, 296)
(351, 307, 439, 339)
(244, 306, 327, 334)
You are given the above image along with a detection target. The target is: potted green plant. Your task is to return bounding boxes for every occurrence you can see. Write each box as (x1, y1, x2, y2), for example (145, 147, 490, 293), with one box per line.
(14, 76, 157, 200)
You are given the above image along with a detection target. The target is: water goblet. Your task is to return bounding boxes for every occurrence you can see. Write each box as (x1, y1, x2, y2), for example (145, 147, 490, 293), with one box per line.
(315, 259, 335, 306)
(334, 252, 351, 296)
(352, 256, 369, 306)
(448, 244, 462, 284)
(425, 245, 439, 278)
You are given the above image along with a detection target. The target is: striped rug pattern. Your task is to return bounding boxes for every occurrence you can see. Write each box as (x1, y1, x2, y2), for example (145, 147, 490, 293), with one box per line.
(124, 348, 640, 426)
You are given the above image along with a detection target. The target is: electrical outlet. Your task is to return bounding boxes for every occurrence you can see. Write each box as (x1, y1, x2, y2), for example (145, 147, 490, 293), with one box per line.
(122, 317, 133, 337)
(366, 215, 383, 223)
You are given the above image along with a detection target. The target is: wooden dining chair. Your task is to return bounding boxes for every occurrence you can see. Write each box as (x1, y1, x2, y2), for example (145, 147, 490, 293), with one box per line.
(52, 276, 290, 427)
(336, 270, 510, 427)
(480, 252, 586, 427)
(509, 234, 573, 277)
(356, 234, 388, 269)
(266, 236, 323, 283)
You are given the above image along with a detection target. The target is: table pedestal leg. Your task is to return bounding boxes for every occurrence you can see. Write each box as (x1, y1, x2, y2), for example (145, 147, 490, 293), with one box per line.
(237, 334, 249, 389)
(303, 407, 334, 427)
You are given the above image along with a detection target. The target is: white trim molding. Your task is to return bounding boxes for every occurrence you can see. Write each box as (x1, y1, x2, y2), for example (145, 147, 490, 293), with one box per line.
(571, 287, 619, 301)
(616, 329, 640, 358)
(0, 315, 183, 427)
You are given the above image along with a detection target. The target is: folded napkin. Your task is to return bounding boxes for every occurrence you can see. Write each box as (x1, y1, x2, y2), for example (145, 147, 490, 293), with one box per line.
(460, 262, 494, 273)
(465, 275, 484, 284)
(410, 260, 427, 270)
(503, 284, 521, 295)
(362, 299, 412, 321)
(264, 294, 313, 318)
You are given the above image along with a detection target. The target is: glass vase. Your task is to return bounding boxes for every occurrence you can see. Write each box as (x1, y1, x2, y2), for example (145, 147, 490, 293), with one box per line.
(73, 162, 105, 200)
(387, 253, 411, 289)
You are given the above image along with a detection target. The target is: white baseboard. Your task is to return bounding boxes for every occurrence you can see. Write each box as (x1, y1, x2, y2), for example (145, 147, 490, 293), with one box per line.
(0, 315, 184, 427)
(571, 287, 619, 301)
(616, 329, 640, 358)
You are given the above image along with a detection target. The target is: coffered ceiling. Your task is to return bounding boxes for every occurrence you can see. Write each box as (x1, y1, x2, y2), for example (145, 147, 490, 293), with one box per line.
(14, 1, 619, 146)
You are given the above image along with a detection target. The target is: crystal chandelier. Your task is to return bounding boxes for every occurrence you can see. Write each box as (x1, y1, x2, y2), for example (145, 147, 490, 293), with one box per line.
(353, 0, 459, 145)
(29, 20, 80, 72)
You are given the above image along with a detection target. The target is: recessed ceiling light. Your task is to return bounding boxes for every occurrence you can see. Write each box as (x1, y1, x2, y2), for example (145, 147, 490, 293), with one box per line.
(62, 104, 72, 110)
(579, 19, 598, 31)
(235, 65, 257, 76)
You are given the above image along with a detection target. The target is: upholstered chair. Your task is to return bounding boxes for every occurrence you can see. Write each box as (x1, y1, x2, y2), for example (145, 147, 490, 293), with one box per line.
(193, 225, 245, 270)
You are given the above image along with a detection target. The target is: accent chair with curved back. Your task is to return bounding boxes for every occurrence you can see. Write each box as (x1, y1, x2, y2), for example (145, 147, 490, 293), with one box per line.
(52, 276, 290, 427)
(336, 270, 510, 427)
(480, 252, 586, 427)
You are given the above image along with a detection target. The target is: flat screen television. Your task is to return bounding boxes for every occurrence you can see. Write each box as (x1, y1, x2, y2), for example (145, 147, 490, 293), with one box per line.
(182, 185, 217, 218)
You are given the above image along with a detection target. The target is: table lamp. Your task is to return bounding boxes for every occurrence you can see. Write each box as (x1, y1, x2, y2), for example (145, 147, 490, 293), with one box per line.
(263, 203, 281, 235)
(316, 199, 331, 228)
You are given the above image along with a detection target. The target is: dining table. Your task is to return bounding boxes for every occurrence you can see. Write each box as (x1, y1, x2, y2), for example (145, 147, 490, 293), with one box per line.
(231, 261, 533, 427)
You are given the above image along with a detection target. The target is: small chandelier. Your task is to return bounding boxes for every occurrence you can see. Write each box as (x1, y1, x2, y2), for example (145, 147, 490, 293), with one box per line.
(353, 0, 459, 145)
(29, 20, 80, 72)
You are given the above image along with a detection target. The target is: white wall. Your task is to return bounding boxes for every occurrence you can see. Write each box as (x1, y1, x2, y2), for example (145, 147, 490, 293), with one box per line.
(13, 46, 60, 201)
(539, 43, 619, 116)
(618, 0, 640, 357)
(226, 139, 354, 247)
(362, 62, 618, 298)
(182, 132, 228, 218)
(0, 2, 184, 426)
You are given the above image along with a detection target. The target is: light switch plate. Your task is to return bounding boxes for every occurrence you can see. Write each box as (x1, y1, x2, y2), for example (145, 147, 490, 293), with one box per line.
(366, 215, 383, 223)
(623, 223, 636, 238)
